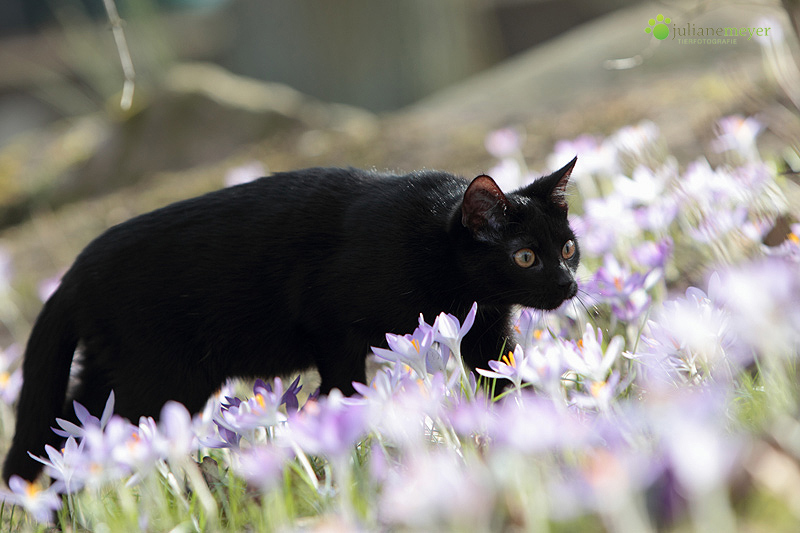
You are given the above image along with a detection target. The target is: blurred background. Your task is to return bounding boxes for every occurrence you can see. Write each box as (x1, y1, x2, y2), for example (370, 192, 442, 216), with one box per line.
(0, 0, 798, 343)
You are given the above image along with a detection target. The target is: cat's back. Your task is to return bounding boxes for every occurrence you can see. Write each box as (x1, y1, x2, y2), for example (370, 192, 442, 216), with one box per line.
(68, 167, 466, 286)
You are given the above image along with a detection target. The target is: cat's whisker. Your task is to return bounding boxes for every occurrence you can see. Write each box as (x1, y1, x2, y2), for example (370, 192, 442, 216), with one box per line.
(575, 291, 600, 316)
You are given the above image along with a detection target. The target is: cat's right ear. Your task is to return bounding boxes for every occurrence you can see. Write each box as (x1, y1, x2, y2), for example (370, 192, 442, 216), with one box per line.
(461, 175, 509, 239)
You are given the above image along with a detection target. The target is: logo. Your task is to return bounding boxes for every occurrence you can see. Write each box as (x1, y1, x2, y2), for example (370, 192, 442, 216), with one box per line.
(644, 13, 772, 44)
(645, 14, 671, 40)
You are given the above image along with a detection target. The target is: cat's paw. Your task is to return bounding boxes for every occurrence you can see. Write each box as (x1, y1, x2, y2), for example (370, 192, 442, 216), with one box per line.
(645, 14, 671, 40)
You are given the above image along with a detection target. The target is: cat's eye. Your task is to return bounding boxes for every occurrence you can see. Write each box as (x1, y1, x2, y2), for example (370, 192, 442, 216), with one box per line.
(513, 248, 536, 268)
(562, 239, 576, 260)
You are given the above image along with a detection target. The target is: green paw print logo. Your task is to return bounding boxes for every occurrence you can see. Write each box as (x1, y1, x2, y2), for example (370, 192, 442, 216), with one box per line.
(645, 14, 671, 40)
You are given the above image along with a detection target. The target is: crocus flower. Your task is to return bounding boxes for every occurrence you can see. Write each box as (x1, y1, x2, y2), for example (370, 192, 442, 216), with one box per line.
(373, 320, 436, 380)
(234, 444, 288, 492)
(608, 120, 663, 162)
(0, 344, 22, 405)
(79, 415, 140, 489)
(570, 371, 622, 413)
(575, 195, 641, 256)
(3, 476, 62, 523)
(633, 196, 679, 232)
(476, 344, 528, 391)
(634, 274, 739, 388)
(611, 163, 673, 207)
(485, 127, 524, 159)
(585, 255, 661, 323)
(518, 342, 568, 401)
(630, 238, 673, 270)
(711, 115, 763, 162)
(561, 325, 624, 383)
(686, 205, 748, 244)
(548, 134, 617, 179)
(715, 257, 800, 357)
(433, 302, 477, 354)
(53, 391, 117, 440)
(289, 390, 367, 459)
(158, 401, 198, 462)
(378, 451, 494, 531)
(32, 437, 85, 494)
(215, 378, 292, 445)
(491, 392, 589, 454)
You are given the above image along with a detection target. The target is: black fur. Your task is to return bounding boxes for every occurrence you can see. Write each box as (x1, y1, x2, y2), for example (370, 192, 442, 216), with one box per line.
(3, 159, 579, 483)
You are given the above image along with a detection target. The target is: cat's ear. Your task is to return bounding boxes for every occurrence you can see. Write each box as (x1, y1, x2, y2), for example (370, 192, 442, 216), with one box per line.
(541, 156, 577, 212)
(461, 175, 509, 238)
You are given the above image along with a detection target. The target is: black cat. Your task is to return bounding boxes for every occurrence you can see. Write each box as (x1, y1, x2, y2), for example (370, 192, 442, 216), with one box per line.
(3, 159, 580, 483)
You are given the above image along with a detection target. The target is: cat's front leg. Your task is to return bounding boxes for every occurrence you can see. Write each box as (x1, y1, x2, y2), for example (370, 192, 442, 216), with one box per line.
(459, 305, 511, 371)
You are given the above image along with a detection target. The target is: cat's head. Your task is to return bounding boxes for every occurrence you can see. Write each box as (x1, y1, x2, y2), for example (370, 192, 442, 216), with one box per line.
(454, 157, 580, 311)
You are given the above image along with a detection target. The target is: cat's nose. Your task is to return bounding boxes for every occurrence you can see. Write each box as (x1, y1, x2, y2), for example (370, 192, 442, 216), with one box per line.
(564, 280, 578, 298)
(556, 270, 577, 298)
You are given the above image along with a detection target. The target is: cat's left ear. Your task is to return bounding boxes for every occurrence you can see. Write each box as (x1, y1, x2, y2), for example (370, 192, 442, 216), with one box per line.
(539, 156, 577, 212)
(461, 175, 509, 239)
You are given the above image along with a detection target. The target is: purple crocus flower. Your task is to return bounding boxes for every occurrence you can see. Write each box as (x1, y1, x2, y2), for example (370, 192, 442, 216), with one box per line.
(158, 401, 198, 462)
(630, 238, 673, 270)
(575, 196, 640, 256)
(378, 450, 494, 531)
(491, 392, 589, 454)
(711, 115, 762, 161)
(633, 197, 679, 233)
(548, 134, 617, 179)
(2, 476, 62, 524)
(79, 416, 140, 489)
(686, 206, 749, 243)
(715, 256, 800, 357)
(561, 325, 624, 383)
(0, 344, 23, 405)
(289, 390, 367, 459)
(585, 254, 661, 323)
(214, 377, 292, 445)
(611, 163, 673, 207)
(608, 120, 662, 160)
(53, 390, 116, 440)
(373, 319, 436, 380)
(234, 444, 288, 492)
(476, 344, 528, 391)
(485, 127, 524, 159)
(352, 362, 417, 403)
(32, 437, 85, 494)
(433, 302, 477, 354)
(635, 274, 737, 387)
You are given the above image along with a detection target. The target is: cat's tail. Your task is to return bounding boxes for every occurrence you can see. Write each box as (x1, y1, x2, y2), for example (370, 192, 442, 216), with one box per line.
(3, 283, 78, 484)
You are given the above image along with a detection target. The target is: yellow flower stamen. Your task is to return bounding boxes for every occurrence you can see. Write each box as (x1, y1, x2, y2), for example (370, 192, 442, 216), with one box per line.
(501, 351, 516, 368)
(24, 481, 39, 498)
(789, 232, 800, 245)
(533, 329, 543, 340)
(411, 338, 421, 354)
(0, 372, 9, 386)
(613, 277, 623, 291)
(127, 431, 141, 451)
(590, 380, 607, 398)
(255, 394, 266, 408)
